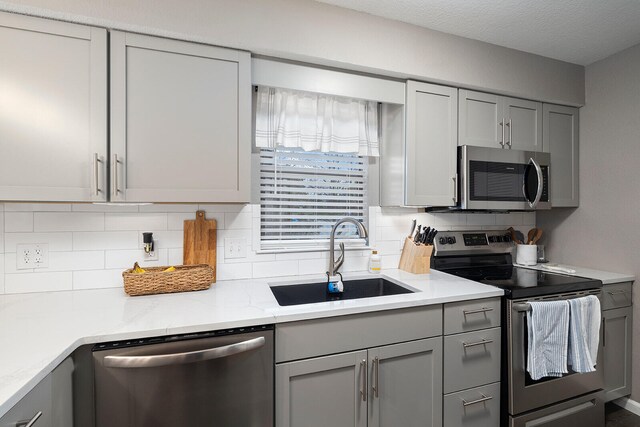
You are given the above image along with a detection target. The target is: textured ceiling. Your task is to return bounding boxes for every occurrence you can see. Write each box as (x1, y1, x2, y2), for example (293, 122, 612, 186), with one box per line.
(314, 0, 640, 65)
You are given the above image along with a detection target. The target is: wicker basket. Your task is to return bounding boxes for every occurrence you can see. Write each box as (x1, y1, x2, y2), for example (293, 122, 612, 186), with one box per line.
(123, 264, 215, 296)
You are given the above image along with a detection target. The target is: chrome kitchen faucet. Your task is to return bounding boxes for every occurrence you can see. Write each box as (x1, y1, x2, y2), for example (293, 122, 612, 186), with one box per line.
(328, 217, 369, 277)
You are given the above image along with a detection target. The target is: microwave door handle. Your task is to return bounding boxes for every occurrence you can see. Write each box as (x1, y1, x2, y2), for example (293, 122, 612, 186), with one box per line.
(103, 336, 265, 369)
(522, 158, 544, 209)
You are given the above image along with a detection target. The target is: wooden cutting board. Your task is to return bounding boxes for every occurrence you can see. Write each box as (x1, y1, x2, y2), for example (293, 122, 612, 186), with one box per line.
(183, 210, 216, 282)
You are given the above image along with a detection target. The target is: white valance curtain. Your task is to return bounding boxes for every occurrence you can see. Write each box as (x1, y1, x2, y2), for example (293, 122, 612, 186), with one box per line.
(255, 86, 380, 157)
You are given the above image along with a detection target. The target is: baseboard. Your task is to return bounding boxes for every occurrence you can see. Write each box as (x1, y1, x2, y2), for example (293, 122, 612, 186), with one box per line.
(613, 397, 640, 416)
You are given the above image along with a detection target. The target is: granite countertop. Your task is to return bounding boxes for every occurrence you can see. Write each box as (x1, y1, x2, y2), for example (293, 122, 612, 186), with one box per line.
(0, 268, 503, 418)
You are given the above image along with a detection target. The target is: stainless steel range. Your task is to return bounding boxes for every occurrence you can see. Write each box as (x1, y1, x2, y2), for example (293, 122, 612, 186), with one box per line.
(432, 230, 605, 427)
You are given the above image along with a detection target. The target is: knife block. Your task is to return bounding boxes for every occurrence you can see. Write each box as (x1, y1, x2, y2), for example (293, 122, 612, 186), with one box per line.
(398, 237, 433, 274)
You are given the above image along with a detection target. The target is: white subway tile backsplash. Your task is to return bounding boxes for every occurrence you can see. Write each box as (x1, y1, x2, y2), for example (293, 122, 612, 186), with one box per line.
(217, 263, 253, 281)
(72, 269, 123, 290)
(105, 248, 169, 269)
(435, 213, 467, 226)
(298, 258, 329, 275)
(35, 212, 104, 232)
(5, 212, 33, 232)
(225, 212, 252, 229)
(466, 213, 496, 226)
(137, 231, 183, 249)
(0, 255, 4, 294)
(523, 212, 536, 226)
(4, 203, 71, 212)
(139, 204, 196, 213)
(0, 211, 4, 253)
(168, 248, 183, 265)
(5, 232, 73, 252)
(105, 213, 167, 231)
(275, 251, 328, 261)
(252, 260, 298, 278)
(495, 213, 523, 226)
(45, 251, 105, 272)
(342, 256, 370, 272)
(4, 253, 31, 274)
(73, 231, 138, 251)
(72, 204, 139, 213)
(198, 204, 249, 213)
(5, 272, 72, 293)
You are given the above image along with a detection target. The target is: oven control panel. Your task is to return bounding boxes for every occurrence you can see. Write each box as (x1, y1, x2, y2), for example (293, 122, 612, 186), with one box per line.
(433, 230, 515, 256)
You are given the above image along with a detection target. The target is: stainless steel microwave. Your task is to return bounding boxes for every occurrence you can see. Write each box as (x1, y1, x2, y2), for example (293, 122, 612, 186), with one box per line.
(458, 145, 550, 211)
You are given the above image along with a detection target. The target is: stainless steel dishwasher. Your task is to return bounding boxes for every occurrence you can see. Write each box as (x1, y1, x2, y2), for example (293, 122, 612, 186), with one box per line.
(92, 325, 274, 427)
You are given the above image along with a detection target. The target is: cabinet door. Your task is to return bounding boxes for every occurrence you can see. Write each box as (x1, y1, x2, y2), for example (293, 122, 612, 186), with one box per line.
(110, 31, 250, 203)
(458, 90, 504, 149)
(543, 104, 579, 207)
(603, 306, 633, 402)
(0, 374, 53, 427)
(368, 337, 443, 427)
(0, 12, 107, 202)
(276, 350, 368, 427)
(405, 81, 458, 206)
(503, 97, 542, 151)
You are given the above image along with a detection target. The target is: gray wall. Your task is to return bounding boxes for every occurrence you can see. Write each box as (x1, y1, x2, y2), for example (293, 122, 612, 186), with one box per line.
(537, 42, 640, 402)
(0, 0, 584, 105)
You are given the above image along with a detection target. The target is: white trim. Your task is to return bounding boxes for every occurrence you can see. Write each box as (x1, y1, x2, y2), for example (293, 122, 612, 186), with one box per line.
(613, 397, 640, 416)
(252, 58, 405, 105)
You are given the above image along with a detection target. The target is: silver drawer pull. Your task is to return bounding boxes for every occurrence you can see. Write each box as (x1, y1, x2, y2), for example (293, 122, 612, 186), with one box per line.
(463, 307, 494, 315)
(462, 393, 493, 407)
(17, 411, 43, 427)
(607, 290, 629, 295)
(463, 339, 494, 349)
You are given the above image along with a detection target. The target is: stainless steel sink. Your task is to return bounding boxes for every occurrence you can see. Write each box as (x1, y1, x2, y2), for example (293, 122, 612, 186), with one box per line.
(269, 277, 415, 306)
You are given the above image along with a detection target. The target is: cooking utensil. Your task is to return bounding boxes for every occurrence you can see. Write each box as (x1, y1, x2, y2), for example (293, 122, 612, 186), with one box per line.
(531, 228, 543, 245)
(409, 219, 416, 238)
(507, 227, 522, 245)
(427, 228, 438, 245)
(413, 224, 422, 243)
(527, 228, 538, 245)
(183, 210, 217, 282)
(515, 230, 525, 245)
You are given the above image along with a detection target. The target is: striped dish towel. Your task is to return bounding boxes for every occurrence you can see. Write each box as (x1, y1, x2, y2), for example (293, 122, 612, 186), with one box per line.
(527, 300, 570, 380)
(568, 296, 601, 373)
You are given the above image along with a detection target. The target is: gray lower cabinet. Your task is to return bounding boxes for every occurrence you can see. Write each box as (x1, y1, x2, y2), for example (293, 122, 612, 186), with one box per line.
(543, 104, 579, 207)
(110, 31, 251, 203)
(276, 338, 442, 427)
(603, 306, 633, 401)
(0, 357, 73, 427)
(0, 11, 108, 202)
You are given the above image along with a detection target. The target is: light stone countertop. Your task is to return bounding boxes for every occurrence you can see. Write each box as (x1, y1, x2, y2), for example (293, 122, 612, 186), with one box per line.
(514, 263, 635, 284)
(0, 268, 503, 418)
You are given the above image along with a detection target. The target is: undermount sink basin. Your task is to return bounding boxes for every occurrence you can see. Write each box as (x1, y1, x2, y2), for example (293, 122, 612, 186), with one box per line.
(270, 277, 415, 306)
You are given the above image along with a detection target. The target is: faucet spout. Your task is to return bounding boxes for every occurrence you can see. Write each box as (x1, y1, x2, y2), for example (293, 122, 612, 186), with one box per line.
(328, 217, 368, 277)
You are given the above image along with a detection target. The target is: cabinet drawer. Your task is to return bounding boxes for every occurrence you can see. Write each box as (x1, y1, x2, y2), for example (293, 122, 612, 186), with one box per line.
(0, 374, 52, 427)
(444, 382, 500, 427)
(444, 328, 501, 393)
(444, 298, 501, 335)
(276, 305, 442, 363)
(602, 282, 632, 310)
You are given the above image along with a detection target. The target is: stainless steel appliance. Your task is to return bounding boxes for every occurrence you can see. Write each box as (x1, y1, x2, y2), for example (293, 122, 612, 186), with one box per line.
(432, 230, 604, 427)
(458, 145, 551, 211)
(93, 325, 274, 427)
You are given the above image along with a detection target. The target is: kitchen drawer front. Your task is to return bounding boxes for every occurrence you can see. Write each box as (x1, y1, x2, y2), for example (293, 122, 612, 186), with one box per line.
(0, 374, 52, 427)
(444, 298, 501, 335)
(444, 328, 501, 393)
(444, 382, 500, 427)
(602, 282, 632, 310)
(509, 391, 603, 427)
(276, 305, 442, 363)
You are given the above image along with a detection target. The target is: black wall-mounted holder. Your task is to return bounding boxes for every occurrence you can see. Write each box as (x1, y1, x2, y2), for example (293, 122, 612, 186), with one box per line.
(142, 232, 154, 254)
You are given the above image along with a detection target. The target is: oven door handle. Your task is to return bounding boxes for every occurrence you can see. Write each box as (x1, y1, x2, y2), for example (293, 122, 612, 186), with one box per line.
(523, 157, 544, 209)
(103, 336, 265, 368)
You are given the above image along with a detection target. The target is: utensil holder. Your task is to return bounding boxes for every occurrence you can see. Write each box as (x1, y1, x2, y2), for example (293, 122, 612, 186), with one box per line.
(398, 237, 433, 274)
(516, 244, 538, 266)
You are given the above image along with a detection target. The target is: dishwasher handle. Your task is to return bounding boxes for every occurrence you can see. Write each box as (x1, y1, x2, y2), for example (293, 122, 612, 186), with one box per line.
(103, 336, 265, 369)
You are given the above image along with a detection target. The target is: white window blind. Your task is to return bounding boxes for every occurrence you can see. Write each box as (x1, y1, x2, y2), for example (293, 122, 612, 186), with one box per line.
(260, 147, 368, 250)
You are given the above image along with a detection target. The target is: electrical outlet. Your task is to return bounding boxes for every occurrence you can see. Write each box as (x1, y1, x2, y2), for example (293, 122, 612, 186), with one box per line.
(224, 237, 247, 259)
(17, 243, 49, 269)
(143, 246, 159, 262)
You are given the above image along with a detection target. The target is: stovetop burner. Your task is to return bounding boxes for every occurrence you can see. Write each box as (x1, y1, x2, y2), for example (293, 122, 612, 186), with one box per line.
(431, 230, 603, 298)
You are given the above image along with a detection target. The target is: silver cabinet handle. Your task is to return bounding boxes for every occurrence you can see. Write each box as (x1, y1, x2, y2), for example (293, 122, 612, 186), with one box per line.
(463, 339, 494, 349)
(16, 411, 43, 427)
(103, 337, 265, 369)
(452, 174, 458, 203)
(372, 357, 379, 398)
(602, 317, 606, 347)
(462, 393, 493, 407)
(111, 154, 121, 196)
(499, 119, 505, 147)
(506, 119, 512, 148)
(360, 359, 367, 402)
(607, 290, 629, 295)
(92, 153, 103, 196)
(463, 307, 493, 315)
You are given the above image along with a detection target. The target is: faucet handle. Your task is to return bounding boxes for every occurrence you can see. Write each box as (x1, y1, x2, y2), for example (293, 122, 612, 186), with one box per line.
(334, 242, 345, 272)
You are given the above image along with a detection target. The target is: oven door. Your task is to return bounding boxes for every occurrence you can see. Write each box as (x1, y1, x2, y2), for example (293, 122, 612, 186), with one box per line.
(459, 145, 550, 211)
(507, 290, 603, 415)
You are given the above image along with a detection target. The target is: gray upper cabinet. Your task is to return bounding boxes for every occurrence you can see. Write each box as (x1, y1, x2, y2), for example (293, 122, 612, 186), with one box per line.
(276, 350, 368, 427)
(368, 338, 442, 427)
(459, 90, 542, 152)
(110, 31, 251, 203)
(0, 12, 108, 202)
(543, 104, 579, 207)
(404, 81, 458, 206)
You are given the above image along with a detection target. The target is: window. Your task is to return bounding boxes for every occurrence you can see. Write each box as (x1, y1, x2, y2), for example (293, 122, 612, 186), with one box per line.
(259, 147, 368, 250)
